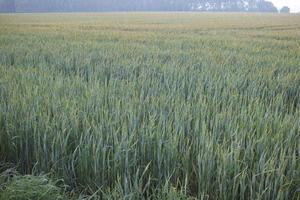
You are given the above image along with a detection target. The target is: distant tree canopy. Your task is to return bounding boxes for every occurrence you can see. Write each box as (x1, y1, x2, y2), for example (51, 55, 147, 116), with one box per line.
(0, 0, 15, 12)
(0, 0, 278, 13)
(280, 6, 290, 13)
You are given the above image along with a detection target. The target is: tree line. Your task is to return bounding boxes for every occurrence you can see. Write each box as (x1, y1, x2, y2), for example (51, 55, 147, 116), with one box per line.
(0, 0, 282, 13)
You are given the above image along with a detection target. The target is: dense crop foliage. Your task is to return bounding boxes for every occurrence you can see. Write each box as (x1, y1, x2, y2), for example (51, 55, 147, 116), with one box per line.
(0, 13, 299, 199)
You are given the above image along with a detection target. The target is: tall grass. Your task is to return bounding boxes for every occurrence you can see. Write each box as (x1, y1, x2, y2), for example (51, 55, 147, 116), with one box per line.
(0, 13, 299, 199)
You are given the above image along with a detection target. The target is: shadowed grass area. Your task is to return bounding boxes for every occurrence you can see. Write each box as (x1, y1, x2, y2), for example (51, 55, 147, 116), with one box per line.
(0, 13, 299, 199)
(0, 166, 67, 200)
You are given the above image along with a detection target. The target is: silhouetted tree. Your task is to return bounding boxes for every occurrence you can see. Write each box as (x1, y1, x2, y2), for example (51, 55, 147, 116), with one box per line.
(280, 6, 290, 13)
(256, 1, 278, 12)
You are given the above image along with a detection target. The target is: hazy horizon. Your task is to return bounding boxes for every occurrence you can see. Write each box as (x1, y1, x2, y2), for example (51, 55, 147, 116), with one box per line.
(1, 0, 295, 13)
(269, 0, 300, 13)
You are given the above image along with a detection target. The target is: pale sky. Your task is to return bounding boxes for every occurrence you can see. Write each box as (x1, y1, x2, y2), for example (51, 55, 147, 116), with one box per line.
(269, 0, 300, 13)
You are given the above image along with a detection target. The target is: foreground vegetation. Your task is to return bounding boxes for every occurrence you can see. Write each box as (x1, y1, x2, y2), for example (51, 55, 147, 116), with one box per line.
(0, 13, 299, 199)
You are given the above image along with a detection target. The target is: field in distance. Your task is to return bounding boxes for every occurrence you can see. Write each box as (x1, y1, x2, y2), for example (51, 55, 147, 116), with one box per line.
(0, 13, 299, 199)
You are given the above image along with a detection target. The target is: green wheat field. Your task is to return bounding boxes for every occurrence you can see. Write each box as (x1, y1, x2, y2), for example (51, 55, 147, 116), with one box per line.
(0, 13, 299, 200)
